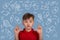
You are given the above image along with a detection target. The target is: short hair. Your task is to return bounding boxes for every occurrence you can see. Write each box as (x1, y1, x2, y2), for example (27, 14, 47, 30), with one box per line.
(23, 13, 34, 20)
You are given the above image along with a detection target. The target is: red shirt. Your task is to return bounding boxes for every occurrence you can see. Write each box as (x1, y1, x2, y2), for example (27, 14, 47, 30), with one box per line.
(18, 29, 39, 40)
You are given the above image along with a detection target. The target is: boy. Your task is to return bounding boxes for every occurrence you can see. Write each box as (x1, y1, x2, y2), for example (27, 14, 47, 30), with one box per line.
(14, 13, 42, 40)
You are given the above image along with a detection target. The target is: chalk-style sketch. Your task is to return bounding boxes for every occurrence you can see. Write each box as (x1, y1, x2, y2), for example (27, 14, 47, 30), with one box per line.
(32, 3, 39, 10)
(3, 20, 12, 27)
(10, 15, 14, 23)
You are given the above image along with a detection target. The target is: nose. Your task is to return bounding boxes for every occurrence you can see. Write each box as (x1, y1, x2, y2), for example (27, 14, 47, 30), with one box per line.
(27, 23, 30, 27)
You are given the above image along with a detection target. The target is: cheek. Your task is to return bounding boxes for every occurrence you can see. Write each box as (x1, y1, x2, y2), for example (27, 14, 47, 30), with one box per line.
(30, 22, 34, 26)
(24, 22, 27, 26)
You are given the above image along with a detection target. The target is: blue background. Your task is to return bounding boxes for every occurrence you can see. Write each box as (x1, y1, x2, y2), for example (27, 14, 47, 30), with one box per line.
(0, 0, 60, 40)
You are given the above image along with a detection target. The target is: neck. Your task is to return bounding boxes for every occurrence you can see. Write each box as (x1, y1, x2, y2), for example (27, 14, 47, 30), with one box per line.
(25, 28, 32, 32)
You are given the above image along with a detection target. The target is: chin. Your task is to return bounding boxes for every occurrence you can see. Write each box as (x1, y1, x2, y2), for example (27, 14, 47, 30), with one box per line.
(27, 27, 32, 30)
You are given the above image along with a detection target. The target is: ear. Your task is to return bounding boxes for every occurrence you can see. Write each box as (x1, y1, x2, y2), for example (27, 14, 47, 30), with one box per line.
(33, 20, 34, 23)
(33, 21, 34, 24)
(32, 21, 34, 25)
(22, 21, 24, 25)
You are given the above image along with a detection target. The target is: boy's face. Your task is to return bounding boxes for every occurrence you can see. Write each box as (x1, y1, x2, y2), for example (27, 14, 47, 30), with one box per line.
(23, 17, 34, 30)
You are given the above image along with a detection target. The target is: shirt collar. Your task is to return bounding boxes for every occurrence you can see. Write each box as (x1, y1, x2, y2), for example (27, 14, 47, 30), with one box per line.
(23, 28, 34, 33)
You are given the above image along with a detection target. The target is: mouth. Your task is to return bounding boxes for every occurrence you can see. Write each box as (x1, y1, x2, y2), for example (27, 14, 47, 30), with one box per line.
(27, 26, 30, 27)
(27, 25, 30, 27)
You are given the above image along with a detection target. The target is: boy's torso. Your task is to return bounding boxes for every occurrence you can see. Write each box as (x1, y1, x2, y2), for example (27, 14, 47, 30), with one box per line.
(18, 29, 39, 40)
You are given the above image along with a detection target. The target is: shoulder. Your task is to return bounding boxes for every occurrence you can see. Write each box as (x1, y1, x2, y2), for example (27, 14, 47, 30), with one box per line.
(33, 30, 39, 36)
(33, 30, 39, 40)
(19, 30, 24, 34)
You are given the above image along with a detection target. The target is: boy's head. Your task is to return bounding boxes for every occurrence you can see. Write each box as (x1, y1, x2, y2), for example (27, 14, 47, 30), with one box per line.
(22, 13, 34, 30)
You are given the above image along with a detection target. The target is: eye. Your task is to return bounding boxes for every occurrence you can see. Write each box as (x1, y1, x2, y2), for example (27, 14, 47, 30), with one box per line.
(30, 20, 32, 23)
(25, 21, 27, 23)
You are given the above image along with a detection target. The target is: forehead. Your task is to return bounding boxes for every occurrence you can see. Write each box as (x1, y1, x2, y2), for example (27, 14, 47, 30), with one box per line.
(23, 17, 34, 21)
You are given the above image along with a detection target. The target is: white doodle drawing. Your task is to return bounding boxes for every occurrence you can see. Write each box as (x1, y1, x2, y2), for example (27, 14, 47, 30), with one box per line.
(3, 20, 12, 27)
(47, 18, 52, 22)
(3, 3, 9, 9)
(10, 1, 21, 11)
(45, 12, 50, 18)
(1, 10, 10, 16)
(10, 15, 14, 23)
(14, 16, 21, 24)
(23, 1, 32, 10)
(50, 1, 58, 6)
(46, 34, 50, 38)
(45, 18, 52, 25)
(9, 35, 14, 40)
(4, 29, 12, 37)
(51, 7, 58, 14)
(3, 11, 10, 16)
(46, 27, 55, 34)
(32, 3, 39, 10)
(37, 13, 43, 21)
(41, 4, 49, 10)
